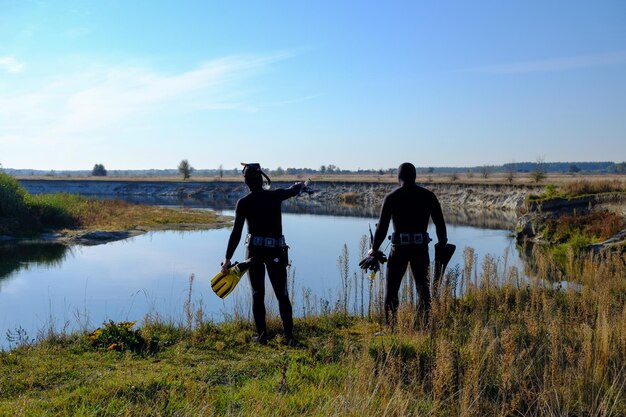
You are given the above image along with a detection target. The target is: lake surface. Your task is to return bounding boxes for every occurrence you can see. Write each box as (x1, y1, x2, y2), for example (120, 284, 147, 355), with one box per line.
(0, 204, 521, 350)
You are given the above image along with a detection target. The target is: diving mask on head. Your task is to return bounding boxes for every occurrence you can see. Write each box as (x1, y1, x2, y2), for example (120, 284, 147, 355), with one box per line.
(241, 162, 272, 190)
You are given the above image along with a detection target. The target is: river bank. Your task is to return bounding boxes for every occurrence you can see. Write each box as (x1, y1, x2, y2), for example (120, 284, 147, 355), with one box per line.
(1, 174, 232, 245)
(15, 178, 626, 249)
(19, 178, 541, 212)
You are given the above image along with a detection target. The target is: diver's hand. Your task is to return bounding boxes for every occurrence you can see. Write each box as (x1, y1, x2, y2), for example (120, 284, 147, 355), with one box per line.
(434, 243, 445, 262)
(221, 259, 231, 274)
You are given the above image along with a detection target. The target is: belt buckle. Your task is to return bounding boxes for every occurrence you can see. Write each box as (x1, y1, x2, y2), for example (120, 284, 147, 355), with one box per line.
(400, 233, 410, 244)
(265, 237, 275, 247)
(414, 234, 423, 244)
(253, 236, 264, 246)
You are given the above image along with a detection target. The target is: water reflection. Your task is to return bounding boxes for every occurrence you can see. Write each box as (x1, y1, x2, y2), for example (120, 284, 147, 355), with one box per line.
(0, 193, 525, 350)
(119, 195, 517, 230)
(0, 243, 69, 284)
(444, 208, 517, 231)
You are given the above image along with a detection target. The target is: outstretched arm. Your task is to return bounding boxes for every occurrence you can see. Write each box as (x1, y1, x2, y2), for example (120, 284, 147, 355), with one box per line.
(277, 182, 305, 201)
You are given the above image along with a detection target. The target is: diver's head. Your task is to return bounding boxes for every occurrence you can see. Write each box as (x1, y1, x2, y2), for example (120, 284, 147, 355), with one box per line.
(242, 163, 269, 191)
(397, 162, 416, 185)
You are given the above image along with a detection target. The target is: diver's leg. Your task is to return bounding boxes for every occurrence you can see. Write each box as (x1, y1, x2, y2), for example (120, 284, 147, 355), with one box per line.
(266, 254, 294, 340)
(248, 258, 268, 342)
(409, 248, 431, 325)
(385, 248, 409, 327)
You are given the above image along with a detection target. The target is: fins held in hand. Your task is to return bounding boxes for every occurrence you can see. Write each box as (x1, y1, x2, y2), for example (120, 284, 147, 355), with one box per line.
(211, 259, 253, 299)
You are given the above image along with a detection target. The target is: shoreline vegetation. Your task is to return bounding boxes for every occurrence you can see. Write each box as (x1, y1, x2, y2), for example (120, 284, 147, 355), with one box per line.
(0, 172, 231, 244)
(516, 179, 626, 251)
(12, 172, 626, 249)
(1, 246, 624, 415)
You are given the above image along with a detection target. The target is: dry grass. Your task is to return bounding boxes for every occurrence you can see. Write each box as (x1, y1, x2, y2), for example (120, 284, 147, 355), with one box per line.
(317, 247, 626, 416)
(561, 179, 626, 196)
(544, 210, 625, 244)
(17, 173, 626, 187)
(64, 198, 225, 231)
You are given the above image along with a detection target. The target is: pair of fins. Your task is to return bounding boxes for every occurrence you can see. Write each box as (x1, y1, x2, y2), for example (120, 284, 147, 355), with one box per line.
(211, 259, 253, 299)
(433, 243, 456, 298)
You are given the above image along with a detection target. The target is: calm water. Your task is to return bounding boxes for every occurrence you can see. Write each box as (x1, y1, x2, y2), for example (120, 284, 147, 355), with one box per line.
(0, 208, 520, 349)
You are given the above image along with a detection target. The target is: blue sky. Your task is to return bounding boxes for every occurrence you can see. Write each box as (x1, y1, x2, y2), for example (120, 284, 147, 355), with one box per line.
(1, 0, 625, 171)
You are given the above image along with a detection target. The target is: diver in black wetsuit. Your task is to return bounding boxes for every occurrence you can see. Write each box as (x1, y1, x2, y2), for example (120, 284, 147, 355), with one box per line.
(222, 163, 305, 345)
(369, 162, 447, 327)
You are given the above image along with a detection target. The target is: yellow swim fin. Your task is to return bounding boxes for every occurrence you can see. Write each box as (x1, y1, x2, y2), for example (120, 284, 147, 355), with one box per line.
(211, 259, 253, 299)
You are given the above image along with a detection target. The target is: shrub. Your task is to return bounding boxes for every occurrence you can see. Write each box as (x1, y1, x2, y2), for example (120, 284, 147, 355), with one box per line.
(339, 192, 359, 205)
(88, 320, 146, 353)
(544, 183, 558, 199)
(544, 209, 624, 244)
(0, 172, 28, 217)
(25, 193, 81, 229)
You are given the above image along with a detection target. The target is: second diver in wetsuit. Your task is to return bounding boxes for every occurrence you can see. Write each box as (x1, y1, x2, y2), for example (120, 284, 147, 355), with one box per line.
(369, 162, 447, 327)
(222, 163, 306, 345)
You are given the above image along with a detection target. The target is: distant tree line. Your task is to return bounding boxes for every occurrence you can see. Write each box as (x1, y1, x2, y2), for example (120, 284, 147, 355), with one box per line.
(4, 161, 625, 178)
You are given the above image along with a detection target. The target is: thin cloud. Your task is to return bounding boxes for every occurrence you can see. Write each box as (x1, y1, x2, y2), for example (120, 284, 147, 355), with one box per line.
(0, 56, 25, 74)
(57, 54, 287, 133)
(0, 53, 290, 141)
(462, 50, 626, 74)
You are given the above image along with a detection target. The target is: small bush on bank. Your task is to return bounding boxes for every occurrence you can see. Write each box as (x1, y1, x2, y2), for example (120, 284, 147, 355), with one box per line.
(88, 320, 147, 353)
(0, 173, 81, 234)
(339, 192, 359, 205)
(544, 209, 624, 244)
(0, 173, 28, 217)
(25, 193, 80, 229)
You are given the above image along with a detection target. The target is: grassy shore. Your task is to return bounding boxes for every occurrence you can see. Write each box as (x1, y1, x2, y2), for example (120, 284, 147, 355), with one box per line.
(521, 179, 626, 251)
(1, 247, 624, 416)
(1, 172, 227, 237)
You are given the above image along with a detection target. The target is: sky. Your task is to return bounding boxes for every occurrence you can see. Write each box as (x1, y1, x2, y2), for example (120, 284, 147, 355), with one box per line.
(1, 0, 625, 171)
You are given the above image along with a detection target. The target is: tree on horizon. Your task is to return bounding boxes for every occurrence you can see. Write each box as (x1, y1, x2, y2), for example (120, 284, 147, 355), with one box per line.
(91, 164, 107, 177)
(178, 159, 194, 180)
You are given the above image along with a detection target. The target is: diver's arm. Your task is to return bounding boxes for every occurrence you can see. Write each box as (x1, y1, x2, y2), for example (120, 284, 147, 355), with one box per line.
(223, 203, 245, 272)
(371, 196, 392, 252)
(431, 195, 447, 245)
(278, 182, 305, 200)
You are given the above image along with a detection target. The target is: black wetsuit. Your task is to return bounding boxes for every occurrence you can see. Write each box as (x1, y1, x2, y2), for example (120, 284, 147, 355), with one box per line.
(371, 183, 447, 324)
(225, 184, 303, 339)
